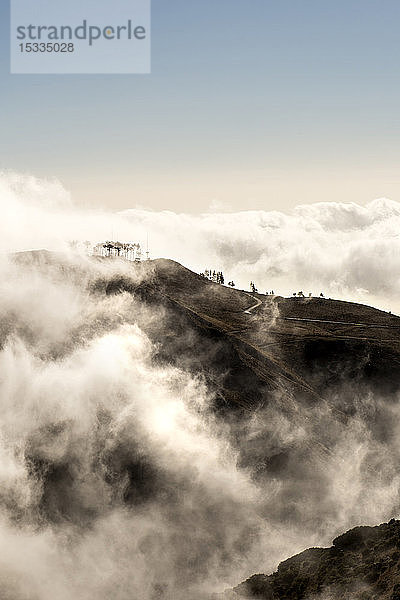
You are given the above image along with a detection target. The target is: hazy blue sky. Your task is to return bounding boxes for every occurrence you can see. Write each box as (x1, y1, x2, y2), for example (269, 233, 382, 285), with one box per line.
(1, 0, 400, 212)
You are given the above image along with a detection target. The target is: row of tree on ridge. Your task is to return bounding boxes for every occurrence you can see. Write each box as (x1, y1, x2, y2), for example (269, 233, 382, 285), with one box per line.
(203, 271, 325, 298)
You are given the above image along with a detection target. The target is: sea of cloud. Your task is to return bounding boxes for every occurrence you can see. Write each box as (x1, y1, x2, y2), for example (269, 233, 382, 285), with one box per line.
(1, 171, 400, 598)
(1, 170, 399, 312)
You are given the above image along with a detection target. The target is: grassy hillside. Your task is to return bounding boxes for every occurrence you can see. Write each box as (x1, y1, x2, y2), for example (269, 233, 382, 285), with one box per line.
(141, 258, 400, 401)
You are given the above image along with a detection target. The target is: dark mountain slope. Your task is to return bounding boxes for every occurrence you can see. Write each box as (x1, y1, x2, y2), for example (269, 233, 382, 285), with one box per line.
(138, 258, 400, 401)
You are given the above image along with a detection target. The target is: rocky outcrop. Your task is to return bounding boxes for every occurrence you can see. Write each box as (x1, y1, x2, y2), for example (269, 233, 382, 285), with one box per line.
(231, 520, 400, 599)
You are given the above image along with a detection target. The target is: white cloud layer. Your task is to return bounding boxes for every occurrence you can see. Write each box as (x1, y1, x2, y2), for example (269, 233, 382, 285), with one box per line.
(1, 170, 399, 311)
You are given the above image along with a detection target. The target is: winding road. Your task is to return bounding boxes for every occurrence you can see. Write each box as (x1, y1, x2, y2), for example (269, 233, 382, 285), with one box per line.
(244, 295, 263, 314)
(282, 316, 400, 329)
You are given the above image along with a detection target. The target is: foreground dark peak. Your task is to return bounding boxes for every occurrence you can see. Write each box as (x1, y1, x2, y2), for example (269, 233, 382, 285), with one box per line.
(230, 520, 400, 600)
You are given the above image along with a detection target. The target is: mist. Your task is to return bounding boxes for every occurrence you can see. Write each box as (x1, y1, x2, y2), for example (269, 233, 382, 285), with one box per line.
(1, 171, 400, 598)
